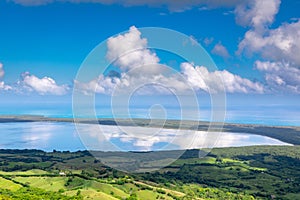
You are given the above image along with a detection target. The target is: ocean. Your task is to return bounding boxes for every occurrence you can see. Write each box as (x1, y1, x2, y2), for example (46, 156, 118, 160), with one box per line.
(0, 95, 298, 151)
(0, 102, 299, 126)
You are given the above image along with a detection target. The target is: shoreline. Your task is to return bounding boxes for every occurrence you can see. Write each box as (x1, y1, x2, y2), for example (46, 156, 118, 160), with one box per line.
(1, 115, 300, 145)
(0, 145, 297, 153)
(0, 114, 299, 128)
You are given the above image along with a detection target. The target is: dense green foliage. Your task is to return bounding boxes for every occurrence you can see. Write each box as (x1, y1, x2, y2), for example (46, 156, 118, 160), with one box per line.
(0, 187, 82, 200)
(139, 146, 300, 199)
(0, 146, 299, 199)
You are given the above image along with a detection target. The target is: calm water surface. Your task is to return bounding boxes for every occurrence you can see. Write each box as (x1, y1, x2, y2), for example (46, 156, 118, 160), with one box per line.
(0, 122, 291, 152)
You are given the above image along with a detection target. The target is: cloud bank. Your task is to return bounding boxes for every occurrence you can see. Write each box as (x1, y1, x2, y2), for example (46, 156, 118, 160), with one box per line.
(0, 81, 12, 91)
(256, 61, 300, 93)
(75, 26, 264, 95)
(182, 63, 263, 94)
(239, 20, 300, 67)
(235, 0, 300, 93)
(10, 0, 244, 11)
(236, 0, 300, 66)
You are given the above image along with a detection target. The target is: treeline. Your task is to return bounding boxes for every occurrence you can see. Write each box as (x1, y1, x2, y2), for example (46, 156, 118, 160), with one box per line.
(0, 188, 82, 200)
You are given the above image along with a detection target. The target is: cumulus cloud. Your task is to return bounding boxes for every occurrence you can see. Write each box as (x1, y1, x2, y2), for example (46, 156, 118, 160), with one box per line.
(77, 63, 264, 95)
(235, 0, 300, 94)
(75, 26, 265, 95)
(76, 62, 265, 95)
(21, 72, 69, 95)
(10, 0, 244, 11)
(255, 61, 300, 93)
(76, 66, 192, 96)
(239, 20, 300, 66)
(235, 0, 281, 32)
(236, 0, 300, 67)
(211, 42, 230, 58)
(181, 62, 264, 94)
(74, 74, 120, 95)
(118, 68, 192, 95)
(236, 0, 281, 53)
(106, 26, 160, 73)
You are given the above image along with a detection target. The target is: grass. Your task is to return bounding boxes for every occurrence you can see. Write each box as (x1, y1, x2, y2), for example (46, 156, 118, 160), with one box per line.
(14, 177, 67, 191)
(0, 169, 49, 176)
(0, 177, 22, 191)
(113, 182, 137, 193)
(64, 189, 119, 200)
(136, 189, 173, 200)
(90, 181, 129, 198)
(171, 157, 216, 166)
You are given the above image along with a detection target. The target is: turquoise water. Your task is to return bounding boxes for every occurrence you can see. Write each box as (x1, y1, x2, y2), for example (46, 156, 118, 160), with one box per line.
(0, 103, 299, 126)
(0, 96, 299, 152)
(0, 122, 291, 152)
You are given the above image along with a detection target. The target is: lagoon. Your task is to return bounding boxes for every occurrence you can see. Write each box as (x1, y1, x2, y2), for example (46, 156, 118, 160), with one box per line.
(0, 122, 291, 152)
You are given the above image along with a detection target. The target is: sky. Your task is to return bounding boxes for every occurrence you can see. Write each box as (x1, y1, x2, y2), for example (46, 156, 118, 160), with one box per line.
(0, 0, 300, 124)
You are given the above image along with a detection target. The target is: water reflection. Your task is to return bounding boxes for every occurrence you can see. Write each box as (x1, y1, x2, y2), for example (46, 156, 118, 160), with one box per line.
(0, 122, 291, 152)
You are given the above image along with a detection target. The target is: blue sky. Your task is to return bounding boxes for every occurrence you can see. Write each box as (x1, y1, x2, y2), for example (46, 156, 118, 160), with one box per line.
(1, 1, 244, 84)
(0, 0, 300, 123)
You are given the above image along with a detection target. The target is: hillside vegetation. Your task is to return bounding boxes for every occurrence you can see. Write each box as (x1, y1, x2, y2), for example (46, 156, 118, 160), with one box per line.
(0, 146, 299, 199)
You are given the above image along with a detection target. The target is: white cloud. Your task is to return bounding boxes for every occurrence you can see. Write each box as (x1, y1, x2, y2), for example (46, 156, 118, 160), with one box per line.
(75, 66, 191, 96)
(10, 0, 244, 11)
(116, 68, 191, 95)
(21, 72, 69, 95)
(235, 0, 281, 32)
(76, 26, 265, 95)
(106, 26, 160, 73)
(235, 0, 300, 95)
(238, 20, 300, 66)
(0, 63, 12, 91)
(236, 0, 300, 67)
(77, 62, 265, 95)
(0, 63, 4, 79)
(181, 62, 264, 93)
(255, 61, 300, 93)
(0, 81, 12, 91)
(211, 42, 230, 58)
(74, 74, 120, 95)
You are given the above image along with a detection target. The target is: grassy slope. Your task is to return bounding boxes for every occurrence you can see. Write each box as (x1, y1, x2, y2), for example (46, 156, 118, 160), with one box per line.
(0, 173, 185, 200)
(0, 177, 22, 191)
(0, 146, 299, 199)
